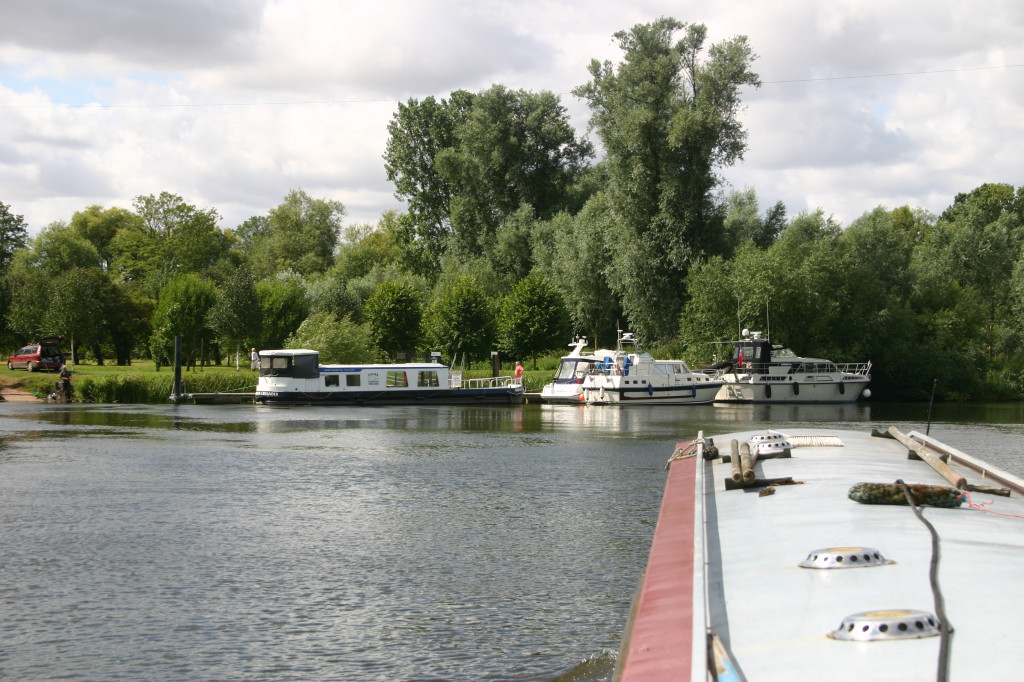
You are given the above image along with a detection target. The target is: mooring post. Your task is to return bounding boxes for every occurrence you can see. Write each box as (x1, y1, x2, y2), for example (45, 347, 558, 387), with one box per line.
(173, 335, 182, 402)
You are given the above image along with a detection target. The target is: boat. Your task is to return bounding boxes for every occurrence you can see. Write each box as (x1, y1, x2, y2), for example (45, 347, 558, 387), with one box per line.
(254, 349, 524, 405)
(539, 337, 603, 403)
(580, 331, 724, 405)
(713, 329, 871, 403)
(613, 426, 1024, 681)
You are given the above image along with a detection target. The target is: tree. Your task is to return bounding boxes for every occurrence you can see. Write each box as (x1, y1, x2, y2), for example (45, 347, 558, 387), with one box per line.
(250, 190, 345, 278)
(207, 266, 262, 365)
(574, 18, 760, 340)
(0, 201, 29, 272)
(363, 281, 422, 360)
(41, 267, 106, 363)
(149, 274, 218, 368)
(495, 273, 570, 367)
(256, 275, 309, 350)
(385, 91, 475, 266)
(723, 188, 786, 251)
(437, 85, 594, 259)
(70, 205, 142, 270)
(285, 311, 377, 364)
(422, 275, 495, 364)
(111, 192, 230, 295)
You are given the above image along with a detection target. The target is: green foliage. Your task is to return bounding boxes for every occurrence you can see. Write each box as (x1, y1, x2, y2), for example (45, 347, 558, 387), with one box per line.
(250, 190, 345, 278)
(284, 311, 378, 364)
(363, 280, 422, 360)
(422, 275, 495, 364)
(0, 200, 29, 272)
(574, 18, 760, 341)
(149, 274, 217, 366)
(207, 266, 262, 356)
(496, 273, 570, 367)
(256, 275, 309, 349)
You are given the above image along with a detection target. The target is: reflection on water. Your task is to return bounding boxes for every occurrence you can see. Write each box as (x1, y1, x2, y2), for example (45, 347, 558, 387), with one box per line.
(0, 400, 1021, 681)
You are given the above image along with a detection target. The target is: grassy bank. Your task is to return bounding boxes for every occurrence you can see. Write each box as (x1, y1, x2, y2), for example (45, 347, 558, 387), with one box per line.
(8, 362, 257, 403)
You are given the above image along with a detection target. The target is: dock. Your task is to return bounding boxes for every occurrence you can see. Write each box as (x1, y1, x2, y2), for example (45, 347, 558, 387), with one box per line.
(169, 392, 257, 404)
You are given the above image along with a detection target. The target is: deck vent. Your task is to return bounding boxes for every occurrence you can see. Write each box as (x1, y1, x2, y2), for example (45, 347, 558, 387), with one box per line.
(830, 609, 941, 641)
(748, 432, 791, 457)
(799, 546, 893, 569)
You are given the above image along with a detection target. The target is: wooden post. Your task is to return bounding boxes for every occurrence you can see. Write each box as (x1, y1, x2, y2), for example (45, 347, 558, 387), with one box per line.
(172, 335, 182, 402)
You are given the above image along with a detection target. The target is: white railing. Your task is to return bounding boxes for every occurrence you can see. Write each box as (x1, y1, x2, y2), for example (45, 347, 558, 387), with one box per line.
(451, 375, 519, 389)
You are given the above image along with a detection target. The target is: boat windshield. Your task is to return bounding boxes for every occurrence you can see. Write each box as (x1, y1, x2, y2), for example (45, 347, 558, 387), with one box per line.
(553, 358, 593, 381)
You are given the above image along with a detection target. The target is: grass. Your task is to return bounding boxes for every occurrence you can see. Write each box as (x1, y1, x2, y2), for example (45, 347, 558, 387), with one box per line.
(5, 360, 257, 403)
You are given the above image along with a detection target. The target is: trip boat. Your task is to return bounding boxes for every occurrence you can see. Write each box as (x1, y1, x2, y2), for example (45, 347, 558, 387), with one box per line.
(580, 331, 724, 405)
(713, 329, 871, 403)
(254, 349, 524, 405)
(539, 337, 602, 403)
(614, 427, 1024, 681)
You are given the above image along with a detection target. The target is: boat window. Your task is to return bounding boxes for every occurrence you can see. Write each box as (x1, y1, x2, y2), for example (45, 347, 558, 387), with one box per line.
(387, 371, 409, 387)
(260, 355, 293, 377)
(325, 375, 339, 387)
(418, 371, 440, 387)
(346, 374, 361, 387)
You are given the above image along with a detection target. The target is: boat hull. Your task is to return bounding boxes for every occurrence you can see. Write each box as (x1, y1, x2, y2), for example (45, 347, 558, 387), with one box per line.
(539, 382, 585, 404)
(255, 387, 524, 406)
(714, 376, 869, 403)
(582, 379, 723, 405)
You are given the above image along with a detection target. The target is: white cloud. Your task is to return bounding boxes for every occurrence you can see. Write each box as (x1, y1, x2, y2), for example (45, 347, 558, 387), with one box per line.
(1, 0, 1022, 233)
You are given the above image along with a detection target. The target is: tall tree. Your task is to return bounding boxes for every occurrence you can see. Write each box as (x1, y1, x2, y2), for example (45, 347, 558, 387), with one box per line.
(149, 274, 218, 368)
(495, 273, 570, 367)
(251, 190, 345, 278)
(256, 275, 309, 350)
(364, 280, 422, 361)
(422, 275, 494, 364)
(0, 201, 29, 272)
(207, 266, 262, 364)
(574, 18, 760, 340)
(384, 91, 474, 262)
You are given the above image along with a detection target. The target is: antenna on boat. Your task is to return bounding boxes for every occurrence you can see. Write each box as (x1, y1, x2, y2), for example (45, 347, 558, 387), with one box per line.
(766, 300, 771, 341)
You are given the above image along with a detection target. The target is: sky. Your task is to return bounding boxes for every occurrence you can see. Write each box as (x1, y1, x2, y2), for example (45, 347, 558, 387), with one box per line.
(1, 0, 1022, 237)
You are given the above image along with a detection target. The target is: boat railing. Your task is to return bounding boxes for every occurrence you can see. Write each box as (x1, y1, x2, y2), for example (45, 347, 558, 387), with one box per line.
(453, 375, 519, 389)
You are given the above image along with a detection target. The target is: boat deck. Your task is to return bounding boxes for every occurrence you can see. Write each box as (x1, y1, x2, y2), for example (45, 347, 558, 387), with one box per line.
(616, 428, 1024, 681)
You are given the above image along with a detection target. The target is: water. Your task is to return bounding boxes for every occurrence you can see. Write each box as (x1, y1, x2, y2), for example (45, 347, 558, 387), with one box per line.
(1, 401, 1021, 681)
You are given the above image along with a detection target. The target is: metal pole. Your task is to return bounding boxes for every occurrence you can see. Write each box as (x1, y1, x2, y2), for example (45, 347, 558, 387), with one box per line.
(173, 335, 182, 402)
(926, 378, 937, 435)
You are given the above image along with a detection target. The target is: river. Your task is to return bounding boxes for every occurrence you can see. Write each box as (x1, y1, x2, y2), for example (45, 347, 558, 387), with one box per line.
(1, 400, 1021, 681)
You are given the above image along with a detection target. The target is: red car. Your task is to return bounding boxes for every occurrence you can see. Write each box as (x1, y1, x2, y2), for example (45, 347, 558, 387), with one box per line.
(7, 337, 65, 371)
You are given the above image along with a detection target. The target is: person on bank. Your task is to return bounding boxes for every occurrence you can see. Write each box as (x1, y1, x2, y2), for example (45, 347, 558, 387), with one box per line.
(514, 361, 525, 384)
(58, 363, 72, 401)
(251, 348, 259, 371)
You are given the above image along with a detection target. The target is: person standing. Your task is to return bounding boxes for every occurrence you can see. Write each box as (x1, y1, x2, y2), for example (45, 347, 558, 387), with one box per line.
(58, 363, 72, 402)
(514, 361, 524, 384)
(250, 348, 259, 371)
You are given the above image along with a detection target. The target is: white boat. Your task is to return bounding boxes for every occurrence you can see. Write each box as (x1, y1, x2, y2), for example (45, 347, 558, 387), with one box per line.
(580, 331, 724, 405)
(713, 329, 871, 403)
(254, 349, 524, 405)
(539, 337, 603, 404)
(614, 426, 1024, 681)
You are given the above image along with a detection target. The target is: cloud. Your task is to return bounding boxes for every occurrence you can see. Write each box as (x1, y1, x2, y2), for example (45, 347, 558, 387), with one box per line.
(0, 0, 1022, 234)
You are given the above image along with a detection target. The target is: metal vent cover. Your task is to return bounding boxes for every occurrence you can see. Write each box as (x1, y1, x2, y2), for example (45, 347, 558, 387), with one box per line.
(748, 432, 791, 456)
(830, 609, 942, 641)
(799, 546, 893, 569)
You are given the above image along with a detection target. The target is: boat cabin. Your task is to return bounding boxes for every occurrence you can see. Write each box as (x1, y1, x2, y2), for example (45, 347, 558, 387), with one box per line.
(258, 349, 451, 392)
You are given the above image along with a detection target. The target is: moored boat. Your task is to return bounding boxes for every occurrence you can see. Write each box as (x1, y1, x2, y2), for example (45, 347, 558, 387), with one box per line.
(614, 427, 1024, 681)
(254, 349, 524, 405)
(539, 337, 602, 404)
(713, 329, 871, 403)
(581, 331, 723, 405)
